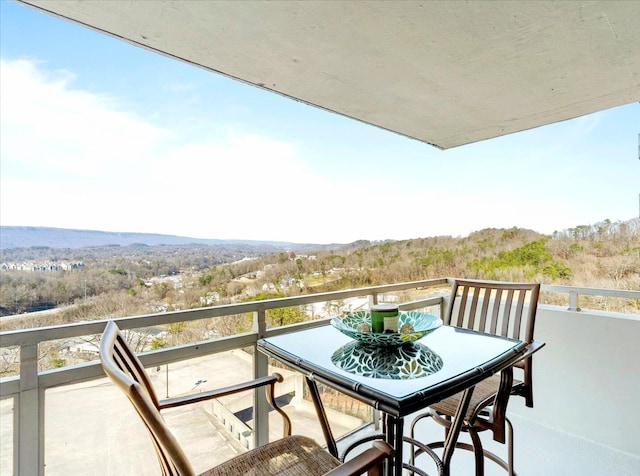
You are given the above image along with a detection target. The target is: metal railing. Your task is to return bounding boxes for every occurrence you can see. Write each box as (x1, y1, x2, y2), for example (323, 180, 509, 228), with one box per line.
(542, 284, 640, 311)
(1, 278, 638, 475)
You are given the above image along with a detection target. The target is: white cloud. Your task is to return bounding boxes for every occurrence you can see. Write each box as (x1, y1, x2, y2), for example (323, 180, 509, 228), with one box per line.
(1, 58, 167, 179)
(0, 58, 353, 242)
(2, 57, 636, 244)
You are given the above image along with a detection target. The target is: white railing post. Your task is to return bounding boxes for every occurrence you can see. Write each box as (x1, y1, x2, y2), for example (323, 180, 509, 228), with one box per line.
(441, 294, 449, 321)
(292, 375, 304, 407)
(369, 289, 382, 430)
(568, 292, 581, 311)
(253, 307, 270, 447)
(368, 290, 381, 430)
(18, 343, 44, 476)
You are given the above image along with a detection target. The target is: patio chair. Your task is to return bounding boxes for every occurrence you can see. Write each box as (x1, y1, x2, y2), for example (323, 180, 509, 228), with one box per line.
(407, 279, 541, 476)
(99, 320, 392, 476)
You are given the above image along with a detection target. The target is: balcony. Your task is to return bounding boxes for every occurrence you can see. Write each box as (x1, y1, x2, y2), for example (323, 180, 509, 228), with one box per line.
(1, 278, 639, 475)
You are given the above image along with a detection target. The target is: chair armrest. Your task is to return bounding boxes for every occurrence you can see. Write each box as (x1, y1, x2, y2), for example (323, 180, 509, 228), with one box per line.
(490, 365, 514, 443)
(512, 340, 546, 407)
(159, 372, 293, 437)
(158, 373, 282, 409)
(324, 441, 393, 476)
(521, 340, 545, 360)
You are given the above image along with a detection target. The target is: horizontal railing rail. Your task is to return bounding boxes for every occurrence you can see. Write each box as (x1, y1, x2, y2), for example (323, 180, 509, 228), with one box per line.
(0, 277, 638, 475)
(540, 284, 640, 312)
(0, 278, 449, 347)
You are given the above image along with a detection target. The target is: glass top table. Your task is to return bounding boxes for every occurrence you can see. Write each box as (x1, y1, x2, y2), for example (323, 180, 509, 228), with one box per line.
(258, 323, 530, 476)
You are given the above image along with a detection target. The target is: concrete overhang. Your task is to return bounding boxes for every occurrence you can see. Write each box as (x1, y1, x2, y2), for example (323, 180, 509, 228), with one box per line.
(19, 0, 640, 149)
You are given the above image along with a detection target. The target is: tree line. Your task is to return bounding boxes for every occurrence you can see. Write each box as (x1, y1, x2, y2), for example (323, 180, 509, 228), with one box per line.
(0, 218, 638, 375)
(2, 218, 638, 324)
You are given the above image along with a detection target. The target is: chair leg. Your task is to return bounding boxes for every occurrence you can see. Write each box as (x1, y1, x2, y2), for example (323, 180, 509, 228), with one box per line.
(411, 413, 516, 476)
(407, 411, 457, 476)
(409, 407, 520, 476)
(479, 417, 516, 476)
(469, 428, 485, 476)
(408, 412, 427, 473)
(506, 416, 514, 476)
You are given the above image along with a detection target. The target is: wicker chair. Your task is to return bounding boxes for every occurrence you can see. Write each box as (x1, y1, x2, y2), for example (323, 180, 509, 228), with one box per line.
(407, 279, 541, 476)
(100, 320, 392, 476)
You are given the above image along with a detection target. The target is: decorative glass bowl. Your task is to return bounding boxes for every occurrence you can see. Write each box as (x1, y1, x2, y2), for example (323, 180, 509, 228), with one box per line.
(331, 341, 443, 379)
(330, 311, 442, 347)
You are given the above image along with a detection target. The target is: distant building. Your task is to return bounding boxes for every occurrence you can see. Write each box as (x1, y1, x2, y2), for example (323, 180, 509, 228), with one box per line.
(0, 261, 85, 272)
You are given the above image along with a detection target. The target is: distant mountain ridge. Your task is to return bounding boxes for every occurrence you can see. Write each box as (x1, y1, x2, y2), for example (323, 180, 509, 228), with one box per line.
(0, 226, 300, 250)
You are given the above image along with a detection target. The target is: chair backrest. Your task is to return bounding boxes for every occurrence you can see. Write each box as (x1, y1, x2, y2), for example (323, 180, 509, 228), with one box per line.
(444, 279, 540, 407)
(100, 320, 195, 476)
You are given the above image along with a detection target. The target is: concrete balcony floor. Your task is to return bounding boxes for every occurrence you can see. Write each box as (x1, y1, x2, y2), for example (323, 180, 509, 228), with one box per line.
(3, 355, 639, 476)
(263, 401, 640, 476)
(210, 402, 640, 476)
(392, 410, 640, 476)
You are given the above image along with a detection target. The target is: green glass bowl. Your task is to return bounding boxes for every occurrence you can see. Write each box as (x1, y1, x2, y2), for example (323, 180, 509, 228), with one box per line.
(330, 311, 442, 347)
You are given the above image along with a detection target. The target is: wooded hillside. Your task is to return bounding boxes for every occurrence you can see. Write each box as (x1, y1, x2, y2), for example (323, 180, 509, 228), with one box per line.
(0, 219, 640, 319)
(1, 218, 638, 376)
(1, 218, 638, 328)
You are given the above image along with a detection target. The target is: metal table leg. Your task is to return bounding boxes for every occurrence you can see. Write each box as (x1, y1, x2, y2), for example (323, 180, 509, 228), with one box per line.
(403, 386, 476, 476)
(441, 386, 475, 476)
(305, 377, 339, 458)
(309, 376, 474, 476)
(382, 413, 407, 476)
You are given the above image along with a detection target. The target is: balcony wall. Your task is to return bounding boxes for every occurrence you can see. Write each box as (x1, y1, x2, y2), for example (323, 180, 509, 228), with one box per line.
(508, 305, 640, 457)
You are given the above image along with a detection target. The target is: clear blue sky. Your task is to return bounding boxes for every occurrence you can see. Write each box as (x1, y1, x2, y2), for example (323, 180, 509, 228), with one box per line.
(1, 1, 639, 244)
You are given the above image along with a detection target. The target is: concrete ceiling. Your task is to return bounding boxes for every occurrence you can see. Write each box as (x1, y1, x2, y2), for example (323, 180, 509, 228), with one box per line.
(20, 0, 640, 149)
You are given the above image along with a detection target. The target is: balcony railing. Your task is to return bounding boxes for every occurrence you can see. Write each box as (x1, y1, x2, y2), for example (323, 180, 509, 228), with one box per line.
(1, 278, 638, 475)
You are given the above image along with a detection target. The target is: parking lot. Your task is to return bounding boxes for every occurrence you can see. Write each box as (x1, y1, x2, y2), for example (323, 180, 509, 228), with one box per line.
(1, 348, 362, 475)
